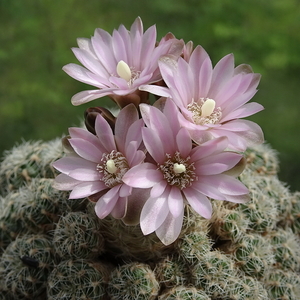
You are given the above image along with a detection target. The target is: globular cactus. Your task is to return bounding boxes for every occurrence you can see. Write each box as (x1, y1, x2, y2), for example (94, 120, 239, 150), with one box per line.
(107, 262, 159, 300)
(154, 255, 190, 288)
(0, 139, 63, 195)
(244, 143, 279, 176)
(263, 269, 300, 300)
(53, 211, 105, 260)
(191, 250, 238, 298)
(0, 138, 300, 299)
(158, 286, 211, 300)
(0, 234, 57, 299)
(231, 233, 275, 279)
(47, 259, 110, 300)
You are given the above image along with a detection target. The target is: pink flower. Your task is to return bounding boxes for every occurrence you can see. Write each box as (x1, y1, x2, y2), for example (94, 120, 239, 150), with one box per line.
(53, 104, 146, 222)
(140, 45, 264, 151)
(122, 100, 249, 245)
(63, 17, 183, 106)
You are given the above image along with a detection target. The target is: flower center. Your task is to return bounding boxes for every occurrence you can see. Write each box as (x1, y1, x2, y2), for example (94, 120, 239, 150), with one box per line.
(116, 60, 140, 86)
(187, 98, 222, 125)
(158, 152, 197, 189)
(97, 150, 129, 188)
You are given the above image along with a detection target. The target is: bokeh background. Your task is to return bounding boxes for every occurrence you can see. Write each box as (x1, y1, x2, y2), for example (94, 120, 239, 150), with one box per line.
(0, 0, 299, 191)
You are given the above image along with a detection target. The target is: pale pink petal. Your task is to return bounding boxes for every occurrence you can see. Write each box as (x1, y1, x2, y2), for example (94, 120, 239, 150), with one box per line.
(223, 193, 250, 203)
(155, 209, 184, 245)
(95, 186, 121, 219)
(110, 197, 127, 219)
(142, 127, 165, 164)
(69, 138, 103, 163)
(195, 152, 242, 175)
(168, 186, 184, 218)
(71, 48, 110, 79)
(52, 156, 97, 175)
(214, 174, 249, 196)
(209, 54, 234, 98)
(69, 128, 106, 153)
(150, 181, 167, 198)
(183, 187, 212, 219)
(71, 89, 116, 106)
(192, 179, 226, 200)
(176, 127, 192, 158)
(221, 102, 264, 122)
(122, 163, 163, 188)
(119, 184, 132, 197)
(94, 114, 116, 153)
(69, 181, 107, 199)
(53, 174, 81, 191)
(63, 64, 105, 88)
(140, 190, 170, 235)
(139, 84, 172, 98)
(190, 136, 228, 161)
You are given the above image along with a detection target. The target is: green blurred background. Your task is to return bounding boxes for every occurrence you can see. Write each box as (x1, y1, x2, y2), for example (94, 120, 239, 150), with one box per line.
(0, 0, 300, 190)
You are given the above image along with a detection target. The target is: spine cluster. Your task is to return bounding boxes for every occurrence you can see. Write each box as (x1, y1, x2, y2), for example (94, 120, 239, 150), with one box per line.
(0, 138, 300, 299)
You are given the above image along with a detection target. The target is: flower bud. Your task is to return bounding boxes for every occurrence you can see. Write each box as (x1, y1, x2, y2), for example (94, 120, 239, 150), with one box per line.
(84, 107, 116, 134)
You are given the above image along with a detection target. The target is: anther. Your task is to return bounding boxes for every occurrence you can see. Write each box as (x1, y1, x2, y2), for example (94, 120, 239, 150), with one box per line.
(116, 60, 132, 82)
(201, 98, 216, 117)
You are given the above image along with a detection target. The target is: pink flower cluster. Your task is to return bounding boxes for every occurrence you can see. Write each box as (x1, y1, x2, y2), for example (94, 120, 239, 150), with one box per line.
(53, 17, 264, 245)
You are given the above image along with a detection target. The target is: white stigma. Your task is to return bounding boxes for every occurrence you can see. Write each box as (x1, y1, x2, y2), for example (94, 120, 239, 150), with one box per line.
(201, 98, 216, 117)
(116, 60, 132, 82)
(173, 163, 186, 174)
(106, 159, 117, 174)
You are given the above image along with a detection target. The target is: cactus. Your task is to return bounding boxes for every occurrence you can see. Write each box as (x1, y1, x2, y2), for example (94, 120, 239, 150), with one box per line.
(0, 234, 57, 299)
(0, 138, 300, 299)
(53, 211, 105, 260)
(47, 259, 110, 300)
(107, 262, 159, 300)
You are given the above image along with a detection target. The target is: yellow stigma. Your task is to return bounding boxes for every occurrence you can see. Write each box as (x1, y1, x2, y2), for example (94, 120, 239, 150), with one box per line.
(106, 159, 117, 174)
(201, 98, 216, 117)
(116, 60, 132, 82)
(173, 163, 186, 174)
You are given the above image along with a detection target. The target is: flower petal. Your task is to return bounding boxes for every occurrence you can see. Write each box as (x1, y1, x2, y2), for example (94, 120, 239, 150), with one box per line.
(69, 181, 107, 199)
(122, 163, 163, 188)
(183, 187, 212, 219)
(155, 209, 184, 245)
(140, 191, 170, 235)
(168, 186, 184, 218)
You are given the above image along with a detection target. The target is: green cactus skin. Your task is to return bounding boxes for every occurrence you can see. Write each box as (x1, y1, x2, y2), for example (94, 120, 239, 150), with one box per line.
(232, 233, 274, 279)
(47, 259, 110, 300)
(53, 211, 105, 260)
(158, 286, 211, 300)
(177, 230, 212, 265)
(0, 234, 57, 299)
(269, 228, 300, 272)
(238, 172, 278, 234)
(227, 276, 269, 300)
(0, 139, 63, 196)
(191, 250, 238, 298)
(0, 192, 29, 252)
(263, 269, 300, 300)
(155, 255, 190, 289)
(244, 143, 279, 176)
(107, 262, 159, 300)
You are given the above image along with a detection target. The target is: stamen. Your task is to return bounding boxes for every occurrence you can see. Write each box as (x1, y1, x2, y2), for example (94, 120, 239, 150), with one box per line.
(201, 98, 215, 117)
(158, 152, 197, 189)
(187, 98, 222, 125)
(173, 163, 186, 174)
(97, 151, 129, 188)
(106, 159, 117, 174)
(116, 60, 132, 82)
